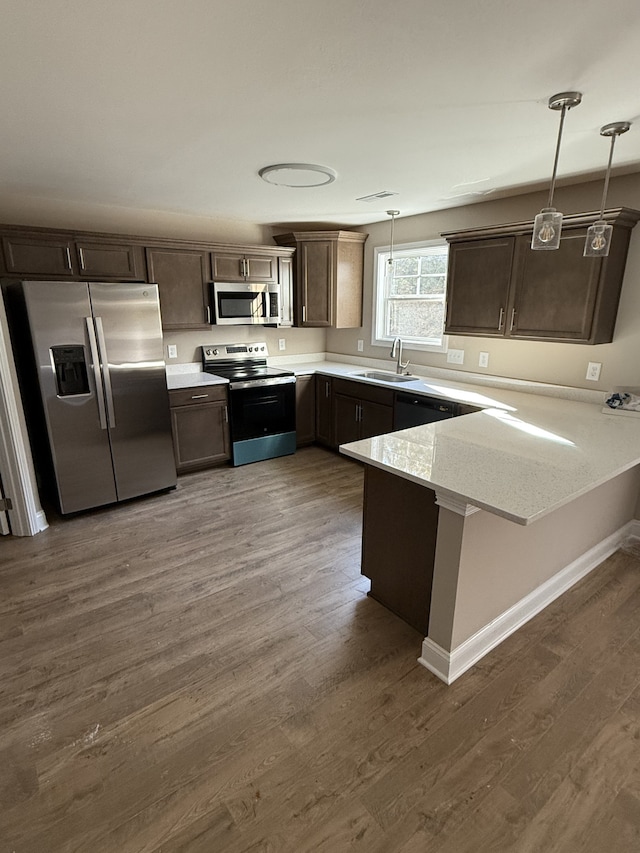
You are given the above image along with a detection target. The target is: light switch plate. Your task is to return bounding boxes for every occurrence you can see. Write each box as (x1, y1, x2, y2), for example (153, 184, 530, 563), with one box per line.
(167, 344, 177, 359)
(447, 349, 465, 365)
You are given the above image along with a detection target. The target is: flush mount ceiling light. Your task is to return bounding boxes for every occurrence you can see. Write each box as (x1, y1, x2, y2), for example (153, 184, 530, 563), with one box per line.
(258, 163, 337, 187)
(584, 121, 631, 257)
(531, 91, 582, 251)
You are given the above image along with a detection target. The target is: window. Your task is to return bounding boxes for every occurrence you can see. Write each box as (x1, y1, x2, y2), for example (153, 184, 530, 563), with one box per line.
(373, 240, 449, 352)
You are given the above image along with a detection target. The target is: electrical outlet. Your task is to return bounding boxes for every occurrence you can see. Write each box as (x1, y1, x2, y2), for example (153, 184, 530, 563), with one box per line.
(167, 344, 177, 359)
(357, 339, 364, 352)
(586, 361, 602, 381)
(278, 338, 286, 351)
(479, 351, 489, 368)
(447, 348, 465, 365)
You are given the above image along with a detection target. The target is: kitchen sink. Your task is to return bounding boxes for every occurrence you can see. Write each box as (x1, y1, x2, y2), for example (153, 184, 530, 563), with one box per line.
(355, 371, 416, 383)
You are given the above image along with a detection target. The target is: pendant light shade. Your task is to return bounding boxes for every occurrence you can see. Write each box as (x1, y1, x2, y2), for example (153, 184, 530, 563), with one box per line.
(531, 91, 582, 250)
(385, 209, 399, 286)
(584, 121, 631, 258)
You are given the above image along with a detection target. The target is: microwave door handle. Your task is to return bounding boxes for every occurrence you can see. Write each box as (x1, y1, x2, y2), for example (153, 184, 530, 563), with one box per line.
(262, 291, 268, 318)
(85, 317, 108, 430)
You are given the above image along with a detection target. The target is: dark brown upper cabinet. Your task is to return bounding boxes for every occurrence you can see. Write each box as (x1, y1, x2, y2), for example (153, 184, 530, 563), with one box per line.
(211, 250, 278, 283)
(145, 247, 211, 331)
(2, 233, 78, 277)
(75, 240, 143, 280)
(443, 208, 640, 344)
(274, 231, 367, 328)
(1, 230, 143, 281)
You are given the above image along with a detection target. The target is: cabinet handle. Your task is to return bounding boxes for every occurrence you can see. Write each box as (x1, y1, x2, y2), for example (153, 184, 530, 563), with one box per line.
(78, 247, 86, 270)
(206, 305, 211, 324)
(65, 247, 73, 269)
(302, 305, 306, 323)
(241, 258, 248, 278)
(191, 394, 209, 400)
(510, 308, 516, 331)
(325, 380, 330, 398)
(498, 307, 504, 331)
(223, 404, 229, 423)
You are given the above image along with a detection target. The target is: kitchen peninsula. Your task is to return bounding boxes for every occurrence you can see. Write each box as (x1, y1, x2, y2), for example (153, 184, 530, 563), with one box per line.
(288, 361, 640, 684)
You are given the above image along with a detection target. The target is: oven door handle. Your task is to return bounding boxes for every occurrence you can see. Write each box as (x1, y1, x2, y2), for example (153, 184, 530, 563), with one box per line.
(228, 376, 296, 391)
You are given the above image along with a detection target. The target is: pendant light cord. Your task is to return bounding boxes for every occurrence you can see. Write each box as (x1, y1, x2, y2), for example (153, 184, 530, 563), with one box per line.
(597, 134, 617, 220)
(547, 105, 568, 207)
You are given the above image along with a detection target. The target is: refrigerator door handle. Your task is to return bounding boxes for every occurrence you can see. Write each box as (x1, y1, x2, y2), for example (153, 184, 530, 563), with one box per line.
(85, 317, 108, 430)
(94, 316, 117, 429)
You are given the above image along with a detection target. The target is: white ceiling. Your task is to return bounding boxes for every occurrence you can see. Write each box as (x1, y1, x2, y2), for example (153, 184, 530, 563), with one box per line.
(2, 0, 640, 228)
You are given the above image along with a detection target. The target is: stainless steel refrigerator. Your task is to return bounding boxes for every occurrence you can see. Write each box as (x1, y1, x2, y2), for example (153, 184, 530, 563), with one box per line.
(10, 280, 176, 514)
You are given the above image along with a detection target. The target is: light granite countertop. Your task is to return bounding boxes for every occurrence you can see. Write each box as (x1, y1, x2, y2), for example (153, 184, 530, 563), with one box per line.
(280, 359, 640, 527)
(165, 364, 228, 391)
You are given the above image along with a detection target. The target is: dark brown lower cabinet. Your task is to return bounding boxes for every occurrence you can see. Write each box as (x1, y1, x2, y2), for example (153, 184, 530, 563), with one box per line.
(169, 386, 230, 472)
(361, 465, 439, 634)
(315, 375, 333, 446)
(295, 374, 316, 446)
(332, 377, 394, 447)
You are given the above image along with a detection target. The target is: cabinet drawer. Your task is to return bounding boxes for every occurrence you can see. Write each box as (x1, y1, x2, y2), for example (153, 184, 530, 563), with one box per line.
(332, 377, 394, 406)
(169, 385, 227, 407)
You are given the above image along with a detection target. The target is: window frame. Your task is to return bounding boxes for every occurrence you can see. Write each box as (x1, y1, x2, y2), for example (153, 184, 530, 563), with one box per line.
(371, 239, 449, 353)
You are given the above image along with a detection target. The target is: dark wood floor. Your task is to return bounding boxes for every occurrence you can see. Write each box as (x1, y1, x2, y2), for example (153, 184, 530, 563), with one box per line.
(1, 446, 640, 852)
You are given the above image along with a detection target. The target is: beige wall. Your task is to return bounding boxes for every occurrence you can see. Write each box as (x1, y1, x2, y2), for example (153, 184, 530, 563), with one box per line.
(0, 192, 270, 244)
(164, 326, 326, 364)
(428, 465, 640, 651)
(326, 172, 640, 392)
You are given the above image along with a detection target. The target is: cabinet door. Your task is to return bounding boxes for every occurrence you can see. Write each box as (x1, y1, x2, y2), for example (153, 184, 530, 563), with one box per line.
(445, 237, 515, 336)
(360, 400, 394, 440)
(170, 401, 230, 472)
(298, 241, 333, 326)
(509, 231, 602, 342)
(333, 393, 360, 446)
(315, 375, 333, 446)
(146, 247, 210, 330)
(362, 466, 438, 634)
(76, 241, 142, 280)
(295, 375, 316, 446)
(211, 251, 245, 282)
(2, 234, 76, 277)
(244, 254, 277, 283)
(278, 255, 294, 326)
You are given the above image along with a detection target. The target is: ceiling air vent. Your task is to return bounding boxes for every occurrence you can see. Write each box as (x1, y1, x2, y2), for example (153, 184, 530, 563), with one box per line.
(356, 191, 398, 203)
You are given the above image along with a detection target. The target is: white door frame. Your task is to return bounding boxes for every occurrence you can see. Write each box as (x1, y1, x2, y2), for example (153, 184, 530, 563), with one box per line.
(0, 292, 48, 536)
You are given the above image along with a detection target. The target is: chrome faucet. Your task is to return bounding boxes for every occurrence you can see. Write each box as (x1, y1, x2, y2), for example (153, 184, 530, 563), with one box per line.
(390, 337, 410, 374)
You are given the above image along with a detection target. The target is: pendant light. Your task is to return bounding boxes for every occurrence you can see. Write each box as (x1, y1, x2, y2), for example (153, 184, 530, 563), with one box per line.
(531, 91, 582, 250)
(385, 209, 400, 285)
(583, 121, 631, 257)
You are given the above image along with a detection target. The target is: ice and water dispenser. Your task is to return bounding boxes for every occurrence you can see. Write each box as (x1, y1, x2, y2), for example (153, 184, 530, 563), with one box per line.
(51, 345, 90, 397)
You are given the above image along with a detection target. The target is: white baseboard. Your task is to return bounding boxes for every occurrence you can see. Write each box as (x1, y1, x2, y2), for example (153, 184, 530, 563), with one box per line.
(418, 519, 640, 685)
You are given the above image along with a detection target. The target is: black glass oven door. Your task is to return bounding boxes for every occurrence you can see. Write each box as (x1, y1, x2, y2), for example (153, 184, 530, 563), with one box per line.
(228, 381, 295, 441)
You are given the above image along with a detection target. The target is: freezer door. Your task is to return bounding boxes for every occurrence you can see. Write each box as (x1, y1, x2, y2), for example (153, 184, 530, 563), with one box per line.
(21, 281, 117, 513)
(88, 283, 176, 501)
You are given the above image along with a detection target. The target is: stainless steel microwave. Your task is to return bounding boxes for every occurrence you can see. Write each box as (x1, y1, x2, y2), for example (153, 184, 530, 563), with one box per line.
(211, 282, 281, 325)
